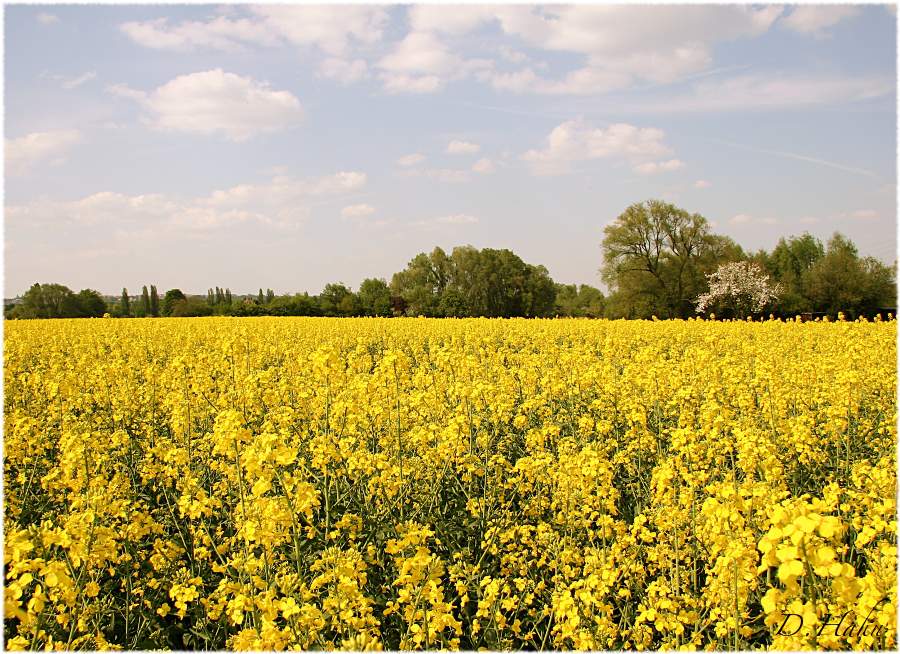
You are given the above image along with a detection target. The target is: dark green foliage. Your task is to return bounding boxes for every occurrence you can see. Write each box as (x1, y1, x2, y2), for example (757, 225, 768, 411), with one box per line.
(150, 285, 160, 317)
(161, 289, 187, 316)
(390, 245, 557, 317)
(554, 283, 605, 317)
(602, 200, 743, 318)
(358, 278, 392, 317)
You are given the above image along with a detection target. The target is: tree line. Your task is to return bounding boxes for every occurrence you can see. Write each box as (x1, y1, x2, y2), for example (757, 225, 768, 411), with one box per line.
(601, 200, 895, 319)
(6, 200, 895, 320)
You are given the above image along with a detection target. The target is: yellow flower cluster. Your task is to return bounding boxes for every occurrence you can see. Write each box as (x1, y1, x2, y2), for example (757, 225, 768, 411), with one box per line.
(4, 316, 895, 650)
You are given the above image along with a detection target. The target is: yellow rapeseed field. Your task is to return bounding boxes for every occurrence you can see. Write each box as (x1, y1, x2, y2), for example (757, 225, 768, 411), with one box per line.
(3, 316, 896, 650)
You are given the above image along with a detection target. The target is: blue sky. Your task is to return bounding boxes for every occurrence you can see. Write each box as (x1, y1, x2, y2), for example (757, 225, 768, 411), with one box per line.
(4, 3, 897, 296)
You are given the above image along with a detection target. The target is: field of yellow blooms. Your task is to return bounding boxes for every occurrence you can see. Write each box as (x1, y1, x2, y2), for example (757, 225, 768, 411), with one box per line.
(4, 316, 896, 650)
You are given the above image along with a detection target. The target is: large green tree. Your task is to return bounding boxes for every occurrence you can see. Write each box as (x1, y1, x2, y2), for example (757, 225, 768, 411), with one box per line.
(74, 289, 107, 318)
(358, 278, 392, 317)
(161, 289, 187, 316)
(391, 247, 452, 316)
(141, 286, 151, 316)
(602, 200, 742, 318)
(11, 283, 103, 319)
(754, 233, 825, 315)
(318, 283, 359, 317)
(804, 233, 896, 317)
(150, 285, 160, 317)
(392, 245, 557, 317)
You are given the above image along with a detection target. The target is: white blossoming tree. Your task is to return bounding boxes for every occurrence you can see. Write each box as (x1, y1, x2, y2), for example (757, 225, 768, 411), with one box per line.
(695, 261, 781, 318)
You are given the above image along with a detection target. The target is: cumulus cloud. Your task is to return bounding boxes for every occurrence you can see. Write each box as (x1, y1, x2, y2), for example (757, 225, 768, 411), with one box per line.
(120, 6, 388, 55)
(37, 13, 58, 25)
(119, 7, 388, 105)
(379, 31, 461, 76)
(694, 180, 712, 189)
(412, 5, 782, 94)
(780, 6, 859, 36)
(377, 31, 476, 93)
(472, 158, 496, 174)
(851, 209, 878, 220)
(447, 140, 480, 155)
(7, 170, 368, 234)
(117, 5, 796, 98)
(397, 153, 426, 167)
(108, 69, 303, 141)
(6, 129, 83, 175)
(317, 58, 368, 84)
(633, 159, 684, 175)
(341, 203, 376, 218)
(522, 119, 672, 175)
(249, 5, 388, 56)
(408, 5, 497, 35)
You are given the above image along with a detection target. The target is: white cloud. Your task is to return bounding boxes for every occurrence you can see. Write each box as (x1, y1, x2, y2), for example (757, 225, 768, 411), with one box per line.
(249, 5, 388, 56)
(41, 70, 98, 89)
(799, 216, 820, 225)
(397, 153, 425, 167)
(780, 6, 859, 36)
(633, 159, 684, 175)
(120, 6, 388, 55)
(447, 140, 480, 155)
(120, 16, 279, 52)
(728, 213, 778, 226)
(379, 31, 462, 75)
(472, 158, 496, 174)
(37, 13, 59, 25)
(636, 74, 892, 113)
(8, 170, 367, 234)
(117, 5, 795, 97)
(376, 30, 495, 93)
(450, 5, 782, 93)
(109, 69, 303, 141)
(491, 5, 780, 58)
(380, 73, 443, 94)
(408, 6, 497, 35)
(851, 209, 878, 220)
(205, 171, 365, 210)
(694, 179, 712, 189)
(306, 171, 368, 195)
(522, 119, 672, 175)
(341, 203, 376, 219)
(317, 58, 368, 84)
(6, 129, 83, 175)
(62, 71, 97, 90)
(484, 66, 632, 96)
